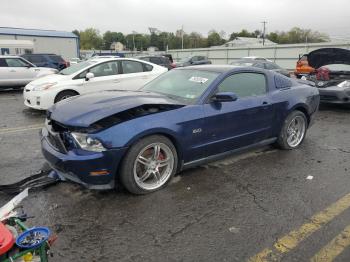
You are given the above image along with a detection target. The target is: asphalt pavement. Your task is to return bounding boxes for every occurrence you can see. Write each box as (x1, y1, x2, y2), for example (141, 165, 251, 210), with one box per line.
(0, 90, 350, 261)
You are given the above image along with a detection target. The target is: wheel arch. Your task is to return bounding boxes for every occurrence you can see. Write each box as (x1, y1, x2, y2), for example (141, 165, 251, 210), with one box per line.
(54, 89, 80, 103)
(123, 129, 184, 172)
(290, 103, 310, 125)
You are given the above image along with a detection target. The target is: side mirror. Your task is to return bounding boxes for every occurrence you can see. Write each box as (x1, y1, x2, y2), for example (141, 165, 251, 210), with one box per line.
(211, 92, 238, 103)
(85, 72, 94, 81)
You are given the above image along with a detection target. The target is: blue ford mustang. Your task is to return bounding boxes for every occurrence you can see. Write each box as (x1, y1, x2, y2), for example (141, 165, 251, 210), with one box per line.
(41, 65, 320, 194)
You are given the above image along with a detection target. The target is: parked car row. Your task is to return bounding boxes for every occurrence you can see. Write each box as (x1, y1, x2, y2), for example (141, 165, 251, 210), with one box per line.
(297, 48, 350, 105)
(0, 55, 57, 88)
(23, 57, 167, 110)
(3, 47, 349, 195)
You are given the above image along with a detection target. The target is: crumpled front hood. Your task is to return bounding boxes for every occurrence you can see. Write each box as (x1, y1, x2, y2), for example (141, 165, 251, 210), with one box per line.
(308, 48, 350, 69)
(49, 90, 185, 128)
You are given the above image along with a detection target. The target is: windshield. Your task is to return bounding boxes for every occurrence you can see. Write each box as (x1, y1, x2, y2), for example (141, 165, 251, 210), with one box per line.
(59, 60, 97, 75)
(178, 57, 191, 63)
(49, 55, 64, 63)
(322, 64, 350, 71)
(142, 69, 219, 103)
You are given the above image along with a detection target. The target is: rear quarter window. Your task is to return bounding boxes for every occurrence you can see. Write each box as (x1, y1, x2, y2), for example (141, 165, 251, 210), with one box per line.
(143, 63, 153, 72)
(48, 55, 64, 63)
(274, 75, 293, 89)
(0, 58, 8, 67)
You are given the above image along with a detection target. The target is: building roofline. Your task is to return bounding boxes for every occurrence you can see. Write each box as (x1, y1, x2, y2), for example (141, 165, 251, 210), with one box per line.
(0, 27, 78, 39)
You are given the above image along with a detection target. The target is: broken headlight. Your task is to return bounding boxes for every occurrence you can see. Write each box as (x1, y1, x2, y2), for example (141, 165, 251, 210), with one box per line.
(71, 132, 106, 152)
(338, 81, 350, 88)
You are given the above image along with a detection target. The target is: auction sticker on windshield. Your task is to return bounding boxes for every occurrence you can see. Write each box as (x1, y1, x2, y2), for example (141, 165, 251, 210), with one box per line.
(189, 76, 208, 84)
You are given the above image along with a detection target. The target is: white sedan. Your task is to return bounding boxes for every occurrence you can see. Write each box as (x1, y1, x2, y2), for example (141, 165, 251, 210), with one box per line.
(23, 57, 167, 110)
(0, 55, 57, 88)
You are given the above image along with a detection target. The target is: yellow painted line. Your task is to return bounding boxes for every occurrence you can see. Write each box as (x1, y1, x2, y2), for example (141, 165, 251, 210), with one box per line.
(310, 224, 350, 262)
(249, 192, 350, 262)
(0, 124, 43, 134)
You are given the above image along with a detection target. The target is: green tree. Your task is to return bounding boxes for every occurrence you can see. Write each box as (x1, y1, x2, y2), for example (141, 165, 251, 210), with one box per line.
(267, 27, 329, 44)
(229, 29, 260, 40)
(103, 31, 125, 49)
(207, 30, 225, 47)
(72, 29, 80, 38)
(79, 28, 103, 49)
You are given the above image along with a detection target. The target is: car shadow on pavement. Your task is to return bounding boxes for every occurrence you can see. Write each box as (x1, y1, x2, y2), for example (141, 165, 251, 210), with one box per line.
(319, 103, 350, 112)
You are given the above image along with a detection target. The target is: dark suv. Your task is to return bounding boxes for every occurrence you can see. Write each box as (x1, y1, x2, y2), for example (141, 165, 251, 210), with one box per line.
(175, 55, 211, 67)
(137, 55, 175, 70)
(21, 54, 69, 70)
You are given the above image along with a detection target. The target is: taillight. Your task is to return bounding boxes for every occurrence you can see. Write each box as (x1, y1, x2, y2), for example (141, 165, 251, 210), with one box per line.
(316, 67, 330, 81)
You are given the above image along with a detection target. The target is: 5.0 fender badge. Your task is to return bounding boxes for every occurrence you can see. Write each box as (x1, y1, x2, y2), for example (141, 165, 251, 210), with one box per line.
(192, 128, 202, 134)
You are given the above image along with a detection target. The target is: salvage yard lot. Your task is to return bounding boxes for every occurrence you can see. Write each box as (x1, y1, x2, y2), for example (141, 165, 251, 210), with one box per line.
(0, 90, 350, 261)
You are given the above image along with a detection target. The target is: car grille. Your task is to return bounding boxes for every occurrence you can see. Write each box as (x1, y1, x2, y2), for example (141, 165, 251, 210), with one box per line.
(51, 120, 69, 132)
(46, 119, 70, 153)
(47, 131, 67, 154)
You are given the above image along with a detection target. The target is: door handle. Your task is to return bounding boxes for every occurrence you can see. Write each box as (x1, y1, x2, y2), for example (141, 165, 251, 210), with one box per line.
(113, 79, 121, 83)
(10, 70, 16, 72)
(262, 101, 270, 110)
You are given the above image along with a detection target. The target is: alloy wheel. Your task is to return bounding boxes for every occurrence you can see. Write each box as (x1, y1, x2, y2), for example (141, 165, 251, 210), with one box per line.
(133, 142, 175, 190)
(286, 115, 306, 148)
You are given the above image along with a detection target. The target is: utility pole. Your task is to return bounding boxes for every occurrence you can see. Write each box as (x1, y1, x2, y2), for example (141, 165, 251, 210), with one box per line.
(132, 31, 137, 51)
(261, 21, 267, 46)
(181, 25, 184, 49)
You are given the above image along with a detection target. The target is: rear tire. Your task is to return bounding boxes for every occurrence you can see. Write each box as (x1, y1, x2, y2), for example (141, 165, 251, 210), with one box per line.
(276, 110, 307, 150)
(120, 135, 178, 194)
(54, 90, 79, 103)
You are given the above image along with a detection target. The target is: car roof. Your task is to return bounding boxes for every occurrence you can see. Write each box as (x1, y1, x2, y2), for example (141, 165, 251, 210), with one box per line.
(0, 55, 21, 59)
(176, 65, 240, 73)
(22, 53, 55, 55)
(139, 55, 165, 58)
(88, 57, 153, 64)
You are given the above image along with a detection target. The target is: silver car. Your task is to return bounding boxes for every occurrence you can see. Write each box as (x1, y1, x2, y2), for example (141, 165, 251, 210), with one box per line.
(0, 55, 58, 89)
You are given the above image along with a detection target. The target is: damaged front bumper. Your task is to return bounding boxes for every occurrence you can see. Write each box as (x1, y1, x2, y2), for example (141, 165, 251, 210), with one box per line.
(40, 128, 128, 190)
(318, 86, 350, 104)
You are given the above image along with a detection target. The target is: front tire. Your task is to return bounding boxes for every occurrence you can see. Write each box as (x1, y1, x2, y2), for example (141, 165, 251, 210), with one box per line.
(276, 110, 307, 150)
(120, 135, 178, 194)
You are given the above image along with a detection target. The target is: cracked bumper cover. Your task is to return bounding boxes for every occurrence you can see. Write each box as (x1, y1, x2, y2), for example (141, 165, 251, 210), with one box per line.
(318, 86, 350, 104)
(40, 128, 128, 190)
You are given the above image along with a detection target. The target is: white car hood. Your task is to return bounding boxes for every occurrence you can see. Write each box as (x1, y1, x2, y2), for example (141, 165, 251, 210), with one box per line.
(28, 73, 70, 86)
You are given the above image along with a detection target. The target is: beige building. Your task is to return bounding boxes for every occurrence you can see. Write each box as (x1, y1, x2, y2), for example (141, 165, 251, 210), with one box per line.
(111, 42, 124, 52)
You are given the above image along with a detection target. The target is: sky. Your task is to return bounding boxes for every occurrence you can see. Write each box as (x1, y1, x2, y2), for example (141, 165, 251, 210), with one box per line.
(1, 0, 349, 39)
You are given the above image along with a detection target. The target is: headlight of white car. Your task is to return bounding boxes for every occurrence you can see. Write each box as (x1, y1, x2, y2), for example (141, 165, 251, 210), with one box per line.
(32, 82, 58, 91)
(71, 132, 106, 152)
(337, 81, 350, 88)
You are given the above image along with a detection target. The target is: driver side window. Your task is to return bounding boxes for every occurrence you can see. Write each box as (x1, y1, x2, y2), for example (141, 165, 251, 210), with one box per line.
(217, 73, 267, 98)
(77, 61, 119, 78)
(5, 58, 29, 67)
